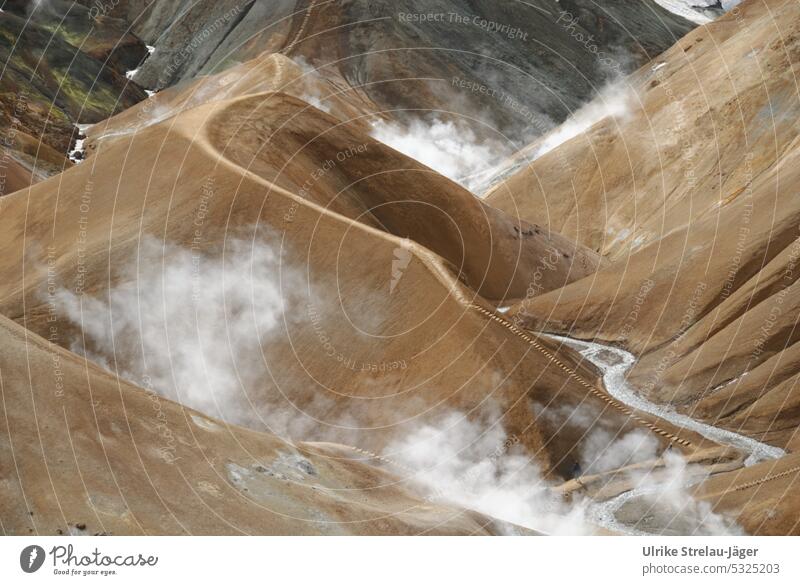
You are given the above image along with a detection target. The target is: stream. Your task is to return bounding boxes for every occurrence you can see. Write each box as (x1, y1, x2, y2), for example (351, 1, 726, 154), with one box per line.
(541, 333, 785, 535)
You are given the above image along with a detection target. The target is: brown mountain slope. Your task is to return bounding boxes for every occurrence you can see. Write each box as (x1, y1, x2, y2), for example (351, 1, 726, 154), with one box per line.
(114, 0, 692, 137)
(81, 52, 382, 157)
(504, 0, 800, 450)
(0, 88, 708, 484)
(487, 0, 800, 257)
(695, 451, 800, 535)
(269, 0, 694, 139)
(5, 0, 789, 535)
(0, 313, 515, 535)
(76, 52, 603, 302)
(208, 92, 602, 301)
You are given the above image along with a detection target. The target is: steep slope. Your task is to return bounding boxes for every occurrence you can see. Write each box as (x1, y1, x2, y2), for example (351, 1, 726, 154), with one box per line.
(80, 52, 381, 158)
(0, 313, 513, 535)
(6, 0, 790, 535)
(0, 1, 148, 192)
(696, 451, 800, 535)
(72, 52, 603, 302)
(101, 0, 693, 138)
(1, 0, 693, 197)
(487, 0, 795, 256)
(0, 85, 709, 486)
(4, 0, 149, 71)
(210, 92, 603, 301)
(504, 0, 800, 451)
(273, 0, 694, 137)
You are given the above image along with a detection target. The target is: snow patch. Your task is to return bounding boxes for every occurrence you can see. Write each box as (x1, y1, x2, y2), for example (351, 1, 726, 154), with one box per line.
(68, 123, 91, 163)
(652, 0, 741, 25)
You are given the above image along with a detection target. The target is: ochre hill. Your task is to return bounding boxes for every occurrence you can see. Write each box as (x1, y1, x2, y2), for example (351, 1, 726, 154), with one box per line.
(502, 0, 800, 452)
(0, 84, 705, 485)
(0, 313, 518, 535)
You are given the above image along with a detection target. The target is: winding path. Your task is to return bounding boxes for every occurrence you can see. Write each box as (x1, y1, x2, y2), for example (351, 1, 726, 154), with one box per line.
(467, 307, 796, 533)
(193, 91, 798, 522)
(470, 304, 694, 447)
(282, 0, 317, 55)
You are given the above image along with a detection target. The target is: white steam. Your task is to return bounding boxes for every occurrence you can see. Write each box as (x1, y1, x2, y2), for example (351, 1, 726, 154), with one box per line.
(593, 451, 742, 536)
(642, 452, 742, 535)
(370, 118, 513, 193)
(580, 428, 660, 475)
(390, 406, 742, 534)
(533, 83, 634, 160)
(293, 57, 333, 114)
(581, 427, 739, 534)
(387, 410, 591, 535)
(53, 235, 299, 429)
(90, 101, 182, 144)
(538, 402, 660, 476)
(47, 234, 742, 534)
